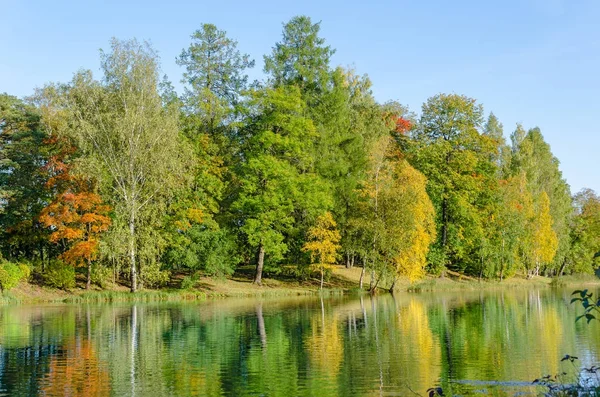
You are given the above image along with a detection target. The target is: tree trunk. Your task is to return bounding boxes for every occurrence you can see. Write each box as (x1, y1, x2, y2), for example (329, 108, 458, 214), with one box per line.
(320, 269, 324, 290)
(359, 264, 366, 290)
(351, 255, 355, 268)
(346, 253, 351, 269)
(40, 243, 45, 274)
(254, 244, 265, 285)
(558, 259, 567, 277)
(371, 274, 381, 294)
(256, 303, 267, 349)
(389, 277, 397, 294)
(86, 259, 92, 290)
(441, 196, 448, 247)
(369, 269, 375, 291)
(129, 209, 137, 293)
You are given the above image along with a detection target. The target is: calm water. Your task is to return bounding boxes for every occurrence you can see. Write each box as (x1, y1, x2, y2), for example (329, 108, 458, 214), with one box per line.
(1, 289, 599, 396)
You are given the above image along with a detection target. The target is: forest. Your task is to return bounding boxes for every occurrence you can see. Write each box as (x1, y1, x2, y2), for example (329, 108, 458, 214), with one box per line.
(1, 15, 599, 294)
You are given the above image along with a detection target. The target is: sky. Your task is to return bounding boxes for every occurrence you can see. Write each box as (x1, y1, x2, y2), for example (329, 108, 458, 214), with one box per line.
(1, 0, 599, 194)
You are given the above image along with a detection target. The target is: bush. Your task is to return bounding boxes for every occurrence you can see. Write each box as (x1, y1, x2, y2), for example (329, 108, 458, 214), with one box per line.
(44, 261, 76, 290)
(91, 265, 112, 289)
(140, 263, 170, 288)
(426, 246, 447, 276)
(18, 263, 31, 281)
(180, 273, 199, 290)
(0, 261, 29, 292)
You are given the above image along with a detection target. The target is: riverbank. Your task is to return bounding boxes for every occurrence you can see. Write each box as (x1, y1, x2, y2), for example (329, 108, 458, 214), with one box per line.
(1, 266, 599, 304)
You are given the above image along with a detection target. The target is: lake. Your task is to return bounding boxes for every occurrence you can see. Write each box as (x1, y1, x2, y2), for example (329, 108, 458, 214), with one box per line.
(0, 289, 599, 396)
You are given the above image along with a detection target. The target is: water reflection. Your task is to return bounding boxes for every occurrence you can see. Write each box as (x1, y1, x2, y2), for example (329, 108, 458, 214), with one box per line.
(0, 289, 599, 396)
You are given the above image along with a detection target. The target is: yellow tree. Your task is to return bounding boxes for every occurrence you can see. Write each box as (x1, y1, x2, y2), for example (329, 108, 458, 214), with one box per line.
(388, 160, 436, 285)
(303, 212, 341, 289)
(531, 191, 558, 276)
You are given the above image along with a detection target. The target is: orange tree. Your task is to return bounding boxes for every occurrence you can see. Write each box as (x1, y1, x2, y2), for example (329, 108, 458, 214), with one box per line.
(39, 137, 110, 289)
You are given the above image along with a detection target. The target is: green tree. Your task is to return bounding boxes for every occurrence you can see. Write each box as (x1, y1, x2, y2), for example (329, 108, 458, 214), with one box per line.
(410, 93, 486, 273)
(177, 23, 254, 135)
(43, 39, 189, 292)
(0, 94, 52, 263)
(264, 15, 334, 101)
(483, 112, 511, 176)
(566, 189, 600, 274)
(232, 86, 329, 285)
(510, 126, 571, 274)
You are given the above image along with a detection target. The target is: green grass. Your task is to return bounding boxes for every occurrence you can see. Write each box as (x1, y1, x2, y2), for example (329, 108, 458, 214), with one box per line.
(62, 289, 209, 304)
(1, 267, 599, 305)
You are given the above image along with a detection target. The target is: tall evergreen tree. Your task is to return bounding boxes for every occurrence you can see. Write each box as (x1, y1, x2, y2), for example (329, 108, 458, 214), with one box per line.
(264, 15, 334, 101)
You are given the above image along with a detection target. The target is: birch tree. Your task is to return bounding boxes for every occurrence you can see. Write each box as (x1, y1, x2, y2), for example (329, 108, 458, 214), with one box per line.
(44, 39, 188, 291)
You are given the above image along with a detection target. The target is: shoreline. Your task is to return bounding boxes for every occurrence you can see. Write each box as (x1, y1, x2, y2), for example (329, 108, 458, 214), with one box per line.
(1, 267, 599, 305)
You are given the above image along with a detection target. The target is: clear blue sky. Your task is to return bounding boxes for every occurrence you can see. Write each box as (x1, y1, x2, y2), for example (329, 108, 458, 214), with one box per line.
(2, 0, 598, 194)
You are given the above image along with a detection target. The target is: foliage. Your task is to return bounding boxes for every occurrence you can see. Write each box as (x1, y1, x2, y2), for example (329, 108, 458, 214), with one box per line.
(531, 191, 559, 276)
(43, 260, 76, 290)
(303, 212, 341, 288)
(567, 189, 600, 274)
(180, 273, 200, 290)
(410, 93, 487, 273)
(165, 225, 238, 277)
(39, 38, 190, 291)
(232, 85, 329, 284)
(2, 16, 598, 293)
(39, 148, 111, 288)
(0, 94, 53, 262)
(264, 15, 334, 100)
(90, 265, 112, 289)
(0, 261, 29, 291)
(177, 23, 254, 134)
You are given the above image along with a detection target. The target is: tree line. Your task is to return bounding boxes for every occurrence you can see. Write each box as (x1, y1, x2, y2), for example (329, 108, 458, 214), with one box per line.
(1, 16, 599, 292)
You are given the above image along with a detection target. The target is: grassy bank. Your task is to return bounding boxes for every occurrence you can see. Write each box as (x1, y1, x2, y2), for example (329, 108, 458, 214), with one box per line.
(1, 266, 599, 304)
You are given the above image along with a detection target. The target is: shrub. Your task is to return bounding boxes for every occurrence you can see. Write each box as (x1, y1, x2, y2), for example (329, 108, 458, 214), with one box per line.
(140, 263, 170, 288)
(44, 261, 76, 290)
(91, 265, 112, 289)
(180, 273, 199, 290)
(0, 261, 29, 292)
(18, 263, 31, 281)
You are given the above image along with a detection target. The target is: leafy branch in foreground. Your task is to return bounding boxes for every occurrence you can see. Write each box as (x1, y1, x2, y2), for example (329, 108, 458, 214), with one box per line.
(571, 289, 600, 323)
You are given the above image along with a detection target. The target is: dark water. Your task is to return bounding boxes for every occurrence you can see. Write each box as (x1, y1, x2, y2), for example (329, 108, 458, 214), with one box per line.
(1, 289, 599, 396)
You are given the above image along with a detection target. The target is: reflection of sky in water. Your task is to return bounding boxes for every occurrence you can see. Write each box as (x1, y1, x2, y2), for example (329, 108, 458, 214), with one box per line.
(0, 289, 598, 396)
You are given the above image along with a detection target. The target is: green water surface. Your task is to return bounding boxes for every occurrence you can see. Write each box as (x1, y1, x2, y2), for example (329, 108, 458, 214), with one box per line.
(1, 288, 599, 396)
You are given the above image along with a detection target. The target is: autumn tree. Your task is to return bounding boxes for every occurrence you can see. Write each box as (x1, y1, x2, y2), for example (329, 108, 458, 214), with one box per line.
(391, 162, 436, 284)
(530, 191, 558, 277)
(353, 133, 435, 291)
(43, 39, 189, 292)
(303, 212, 341, 289)
(510, 126, 571, 274)
(39, 146, 111, 289)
